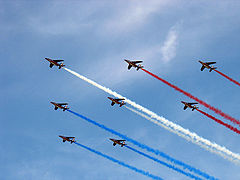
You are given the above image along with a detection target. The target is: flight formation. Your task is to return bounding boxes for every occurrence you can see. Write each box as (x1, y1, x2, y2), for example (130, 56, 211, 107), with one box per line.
(45, 58, 240, 179)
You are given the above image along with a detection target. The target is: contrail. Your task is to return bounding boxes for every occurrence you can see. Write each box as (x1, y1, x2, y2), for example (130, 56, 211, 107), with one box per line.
(125, 106, 239, 163)
(214, 69, 240, 87)
(141, 68, 240, 127)
(196, 109, 240, 135)
(67, 109, 217, 180)
(63, 67, 240, 163)
(125, 145, 203, 180)
(73, 142, 163, 180)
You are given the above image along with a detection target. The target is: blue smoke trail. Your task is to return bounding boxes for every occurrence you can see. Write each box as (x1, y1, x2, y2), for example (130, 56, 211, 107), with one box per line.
(74, 142, 163, 180)
(125, 145, 202, 180)
(67, 109, 217, 180)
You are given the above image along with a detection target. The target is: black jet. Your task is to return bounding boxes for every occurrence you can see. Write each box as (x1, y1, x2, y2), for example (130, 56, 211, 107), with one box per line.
(109, 138, 126, 147)
(199, 61, 217, 72)
(59, 135, 76, 144)
(108, 97, 126, 107)
(45, 58, 65, 69)
(124, 59, 143, 71)
(51, 102, 69, 111)
(181, 101, 198, 111)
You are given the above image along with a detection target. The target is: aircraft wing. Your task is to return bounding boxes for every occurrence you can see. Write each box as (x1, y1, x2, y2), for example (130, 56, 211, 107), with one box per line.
(58, 103, 68, 105)
(184, 106, 188, 110)
(111, 102, 115, 106)
(54, 60, 64, 62)
(201, 66, 205, 71)
(116, 98, 125, 101)
(132, 61, 143, 64)
(189, 103, 198, 105)
(118, 140, 126, 142)
(49, 63, 54, 68)
(206, 62, 216, 65)
(128, 64, 132, 69)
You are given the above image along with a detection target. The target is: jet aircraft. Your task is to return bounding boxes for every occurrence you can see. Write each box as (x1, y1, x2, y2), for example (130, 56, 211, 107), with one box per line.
(124, 59, 143, 71)
(51, 102, 69, 111)
(45, 58, 65, 69)
(109, 138, 126, 147)
(108, 97, 126, 107)
(199, 61, 217, 72)
(181, 101, 199, 111)
(59, 135, 75, 144)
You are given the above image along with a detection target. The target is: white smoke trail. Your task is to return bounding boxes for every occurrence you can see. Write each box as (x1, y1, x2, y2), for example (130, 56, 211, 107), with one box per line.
(63, 67, 240, 163)
(125, 106, 239, 163)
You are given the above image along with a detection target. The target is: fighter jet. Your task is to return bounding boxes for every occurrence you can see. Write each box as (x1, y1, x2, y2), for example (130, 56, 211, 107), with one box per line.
(124, 59, 143, 71)
(51, 102, 69, 111)
(109, 138, 126, 147)
(59, 135, 76, 144)
(45, 58, 65, 69)
(181, 101, 199, 111)
(108, 97, 126, 107)
(199, 61, 217, 72)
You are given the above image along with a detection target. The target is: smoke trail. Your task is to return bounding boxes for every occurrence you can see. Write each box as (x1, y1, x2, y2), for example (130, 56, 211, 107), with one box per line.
(73, 142, 162, 180)
(214, 69, 240, 87)
(141, 68, 240, 127)
(63, 67, 240, 163)
(125, 106, 239, 163)
(196, 109, 240, 135)
(67, 109, 217, 180)
(125, 145, 203, 180)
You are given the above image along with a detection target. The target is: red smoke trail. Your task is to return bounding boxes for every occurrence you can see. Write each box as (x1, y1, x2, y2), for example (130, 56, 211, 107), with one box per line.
(214, 69, 240, 87)
(141, 68, 240, 126)
(196, 109, 240, 135)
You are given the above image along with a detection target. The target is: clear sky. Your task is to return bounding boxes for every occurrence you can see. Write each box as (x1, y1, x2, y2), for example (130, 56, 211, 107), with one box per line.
(1, 1, 240, 179)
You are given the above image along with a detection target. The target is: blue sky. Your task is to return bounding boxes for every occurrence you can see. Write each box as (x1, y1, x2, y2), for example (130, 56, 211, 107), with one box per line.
(1, 1, 240, 179)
